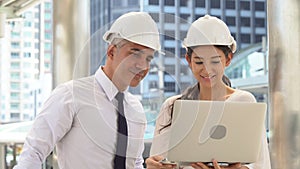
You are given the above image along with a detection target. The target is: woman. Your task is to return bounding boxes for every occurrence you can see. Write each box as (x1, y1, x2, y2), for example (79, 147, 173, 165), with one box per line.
(146, 15, 271, 169)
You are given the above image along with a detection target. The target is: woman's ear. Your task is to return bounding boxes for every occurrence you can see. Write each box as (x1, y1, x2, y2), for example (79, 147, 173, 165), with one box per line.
(185, 54, 192, 67)
(225, 53, 233, 66)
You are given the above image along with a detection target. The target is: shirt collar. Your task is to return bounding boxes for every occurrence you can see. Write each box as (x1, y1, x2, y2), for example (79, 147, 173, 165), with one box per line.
(95, 66, 128, 101)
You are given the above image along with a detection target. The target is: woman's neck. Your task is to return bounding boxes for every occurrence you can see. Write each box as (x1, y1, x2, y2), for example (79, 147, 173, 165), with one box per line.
(199, 84, 235, 101)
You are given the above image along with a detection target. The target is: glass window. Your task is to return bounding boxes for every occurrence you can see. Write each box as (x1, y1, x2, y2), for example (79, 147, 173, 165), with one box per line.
(241, 34, 251, 43)
(180, 48, 186, 58)
(165, 65, 175, 75)
(180, 65, 189, 76)
(211, 0, 220, 8)
(45, 53, 51, 59)
(180, 31, 187, 40)
(45, 2, 52, 9)
(240, 1, 250, 10)
(241, 17, 251, 27)
(10, 103, 20, 110)
(226, 0, 235, 9)
(35, 22, 39, 29)
(35, 12, 40, 19)
(164, 14, 175, 23)
(255, 34, 265, 43)
(149, 81, 158, 89)
(45, 13, 51, 20)
(165, 47, 175, 55)
(11, 52, 20, 59)
(35, 32, 40, 39)
(226, 16, 236, 26)
(11, 92, 20, 100)
(195, 0, 205, 7)
(11, 32, 20, 38)
(11, 62, 20, 69)
(24, 32, 33, 38)
(149, 0, 159, 5)
(255, 18, 265, 28)
(45, 63, 51, 69)
(180, 0, 187, 6)
(24, 53, 31, 58)
(11, 42, 20, 48)
(23, 12, 33, 19)
(180, 14, 190, 23)
(45, 32, 52, 40)
(164, 81, 176, 92)
(11, 72, 20, 79)
(112, 0, 122, 7)
(45, 22, 52, 29)
(45, 43, 52, 50)
(35, 43, 40, 49)
(149, 13, 159, 22)
(11, 82, 20, 90)
(255, 2, 265, 11)
(23, 62, 31, 68)
(24, 42, 31, 48)
(164, 0, 174, 6)
(23, 73, 31, 79)
(10, 113, 20, 119)
(128, 0, 138, 6)
(164, 30, 175, 40)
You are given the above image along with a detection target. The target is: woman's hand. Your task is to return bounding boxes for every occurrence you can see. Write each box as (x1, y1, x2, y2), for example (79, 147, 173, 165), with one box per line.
(190, 159, 247, 169)
(145, 156, 177, 169)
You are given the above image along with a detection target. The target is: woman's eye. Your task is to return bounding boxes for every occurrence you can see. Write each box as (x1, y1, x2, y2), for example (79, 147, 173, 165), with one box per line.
(212, 61, 220, 64)
(195, 61, 203, 65)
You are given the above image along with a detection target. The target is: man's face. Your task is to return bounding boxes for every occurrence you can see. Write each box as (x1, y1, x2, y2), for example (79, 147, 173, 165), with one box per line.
(109, 41, 155, 90)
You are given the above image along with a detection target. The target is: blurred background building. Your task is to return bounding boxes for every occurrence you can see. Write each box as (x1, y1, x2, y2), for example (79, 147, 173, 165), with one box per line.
(0, 0, 53, 123)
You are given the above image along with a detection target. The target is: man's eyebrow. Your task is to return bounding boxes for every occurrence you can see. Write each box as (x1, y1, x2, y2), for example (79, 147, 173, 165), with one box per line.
(130, 48, 143, 53)
(130, 48, 154, 59)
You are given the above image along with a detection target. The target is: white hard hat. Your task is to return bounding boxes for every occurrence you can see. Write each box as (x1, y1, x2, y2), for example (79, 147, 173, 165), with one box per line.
(183, 15, 236, 53)
(103, 12, 162, 53)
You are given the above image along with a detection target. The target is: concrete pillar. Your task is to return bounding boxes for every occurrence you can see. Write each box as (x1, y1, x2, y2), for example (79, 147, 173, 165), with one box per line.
(0, 12, 6, 38)
(51, 0, 90, 168)
(53, 0, 90, 87)
(0, 144, 5, 169)
(268, 0, 300, 168)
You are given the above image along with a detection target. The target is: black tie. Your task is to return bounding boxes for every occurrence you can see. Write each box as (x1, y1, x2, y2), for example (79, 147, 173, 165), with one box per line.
(114, 92, 128, 169)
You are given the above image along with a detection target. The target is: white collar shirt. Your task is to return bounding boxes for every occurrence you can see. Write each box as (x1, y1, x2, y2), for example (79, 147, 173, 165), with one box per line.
(14, 67, 146, 169)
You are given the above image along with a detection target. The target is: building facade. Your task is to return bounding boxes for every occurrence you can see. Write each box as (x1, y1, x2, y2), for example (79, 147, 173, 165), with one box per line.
(0, 0, 53, 123)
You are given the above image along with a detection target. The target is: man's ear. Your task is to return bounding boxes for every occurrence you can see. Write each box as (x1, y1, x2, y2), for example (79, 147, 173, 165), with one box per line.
(107, 45, 116, 59)
(225, 53, 233, 66)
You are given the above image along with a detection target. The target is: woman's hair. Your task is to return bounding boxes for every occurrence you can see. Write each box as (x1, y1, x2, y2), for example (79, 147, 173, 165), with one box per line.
(186, 45, 233, 59)
(159, 45, 233, 133)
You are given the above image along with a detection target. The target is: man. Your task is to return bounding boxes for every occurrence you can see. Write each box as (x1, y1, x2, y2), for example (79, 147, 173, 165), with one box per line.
(14, 12, 162, 169)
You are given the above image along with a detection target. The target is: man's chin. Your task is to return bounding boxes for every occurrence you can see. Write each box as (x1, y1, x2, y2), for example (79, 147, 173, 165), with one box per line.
(129, 79, 142, 87)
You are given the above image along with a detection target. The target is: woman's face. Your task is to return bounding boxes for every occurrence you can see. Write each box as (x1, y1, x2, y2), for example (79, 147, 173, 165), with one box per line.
(186, 45, 231, 88)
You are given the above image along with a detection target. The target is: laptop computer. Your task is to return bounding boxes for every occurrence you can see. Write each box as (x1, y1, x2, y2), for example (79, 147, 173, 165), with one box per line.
(166, 100, 267, 164)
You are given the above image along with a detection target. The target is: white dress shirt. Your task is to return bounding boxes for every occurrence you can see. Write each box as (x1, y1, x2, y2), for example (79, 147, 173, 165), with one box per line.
(14, 67, 146, 169)
(150, 90, 271, 169)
